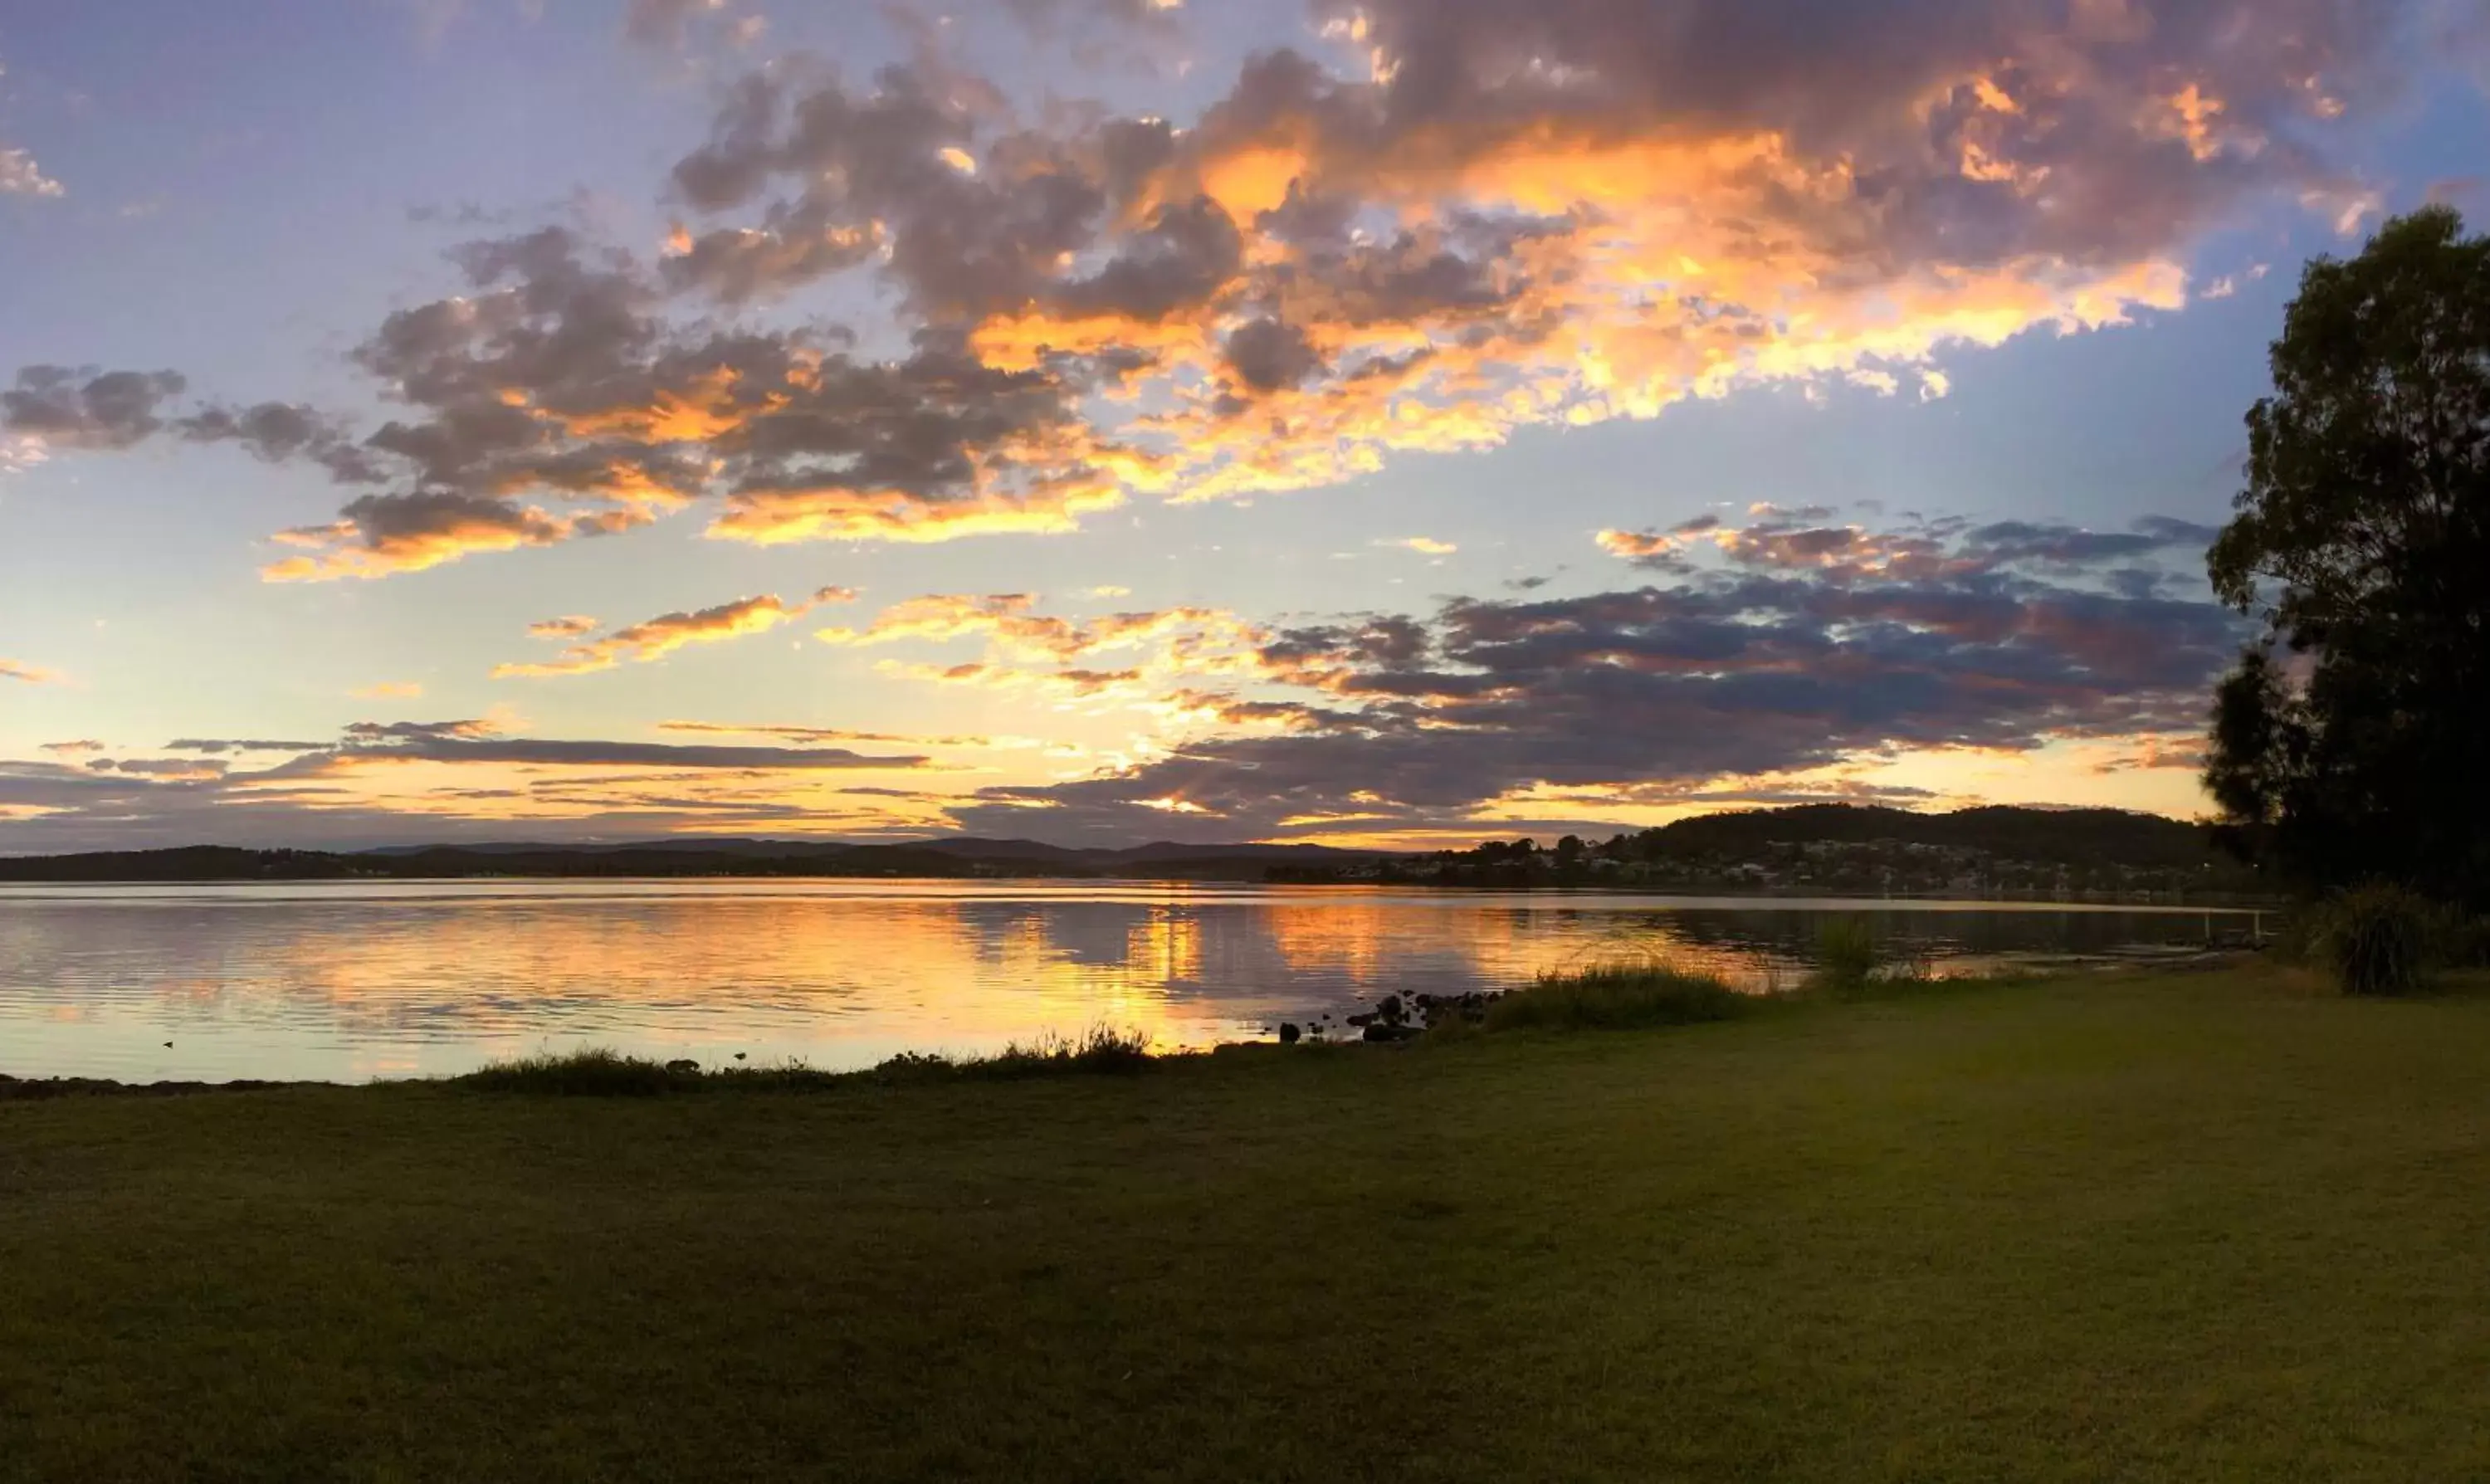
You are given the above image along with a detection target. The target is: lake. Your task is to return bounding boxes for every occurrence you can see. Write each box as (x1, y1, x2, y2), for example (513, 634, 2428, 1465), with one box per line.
(0, 881, 2263, 1083)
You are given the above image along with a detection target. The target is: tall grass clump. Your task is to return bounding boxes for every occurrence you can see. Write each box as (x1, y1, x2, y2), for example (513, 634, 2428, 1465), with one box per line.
(1482, 964, 1750, 1032)
(2312, 884, 2434, 996)
(453, 1048, 685, 1096)
(1812, 916, 1882, 993)
(958, 1024, 1155, 1080)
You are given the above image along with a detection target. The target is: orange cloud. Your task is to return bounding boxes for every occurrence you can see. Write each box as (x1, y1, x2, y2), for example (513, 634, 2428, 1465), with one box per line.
(0, 660, 61, 685)
(492, 586, 851, 679)
(1595, 530, 1679, 561)
(262, 499, 639, 583)
(351, 681, 425, 701)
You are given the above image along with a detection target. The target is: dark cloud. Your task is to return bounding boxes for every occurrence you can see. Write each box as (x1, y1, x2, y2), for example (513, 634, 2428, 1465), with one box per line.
(1223, 318, 1325, 393)
(950, 515, 2253, 842)
(165, 739, 336, 754)
(179, 402, 388, 481)
(659, 211, 880, 304)
(345, 737, 925, 770)
(1964, 516, 2219, 567)
(623, 0, 724, 48)
(668, 61, 1107, 320)
(1053, 195, 1243, 321)
(3, 366, 187, 449)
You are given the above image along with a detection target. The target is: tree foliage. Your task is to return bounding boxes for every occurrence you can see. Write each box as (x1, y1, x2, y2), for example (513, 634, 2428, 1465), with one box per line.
(2205, 207, 2490, 906)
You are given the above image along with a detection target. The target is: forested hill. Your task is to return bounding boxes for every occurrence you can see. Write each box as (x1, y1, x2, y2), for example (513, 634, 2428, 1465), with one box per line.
(1310, 804, 2269, 900)
(1647, 805, 2229, 871)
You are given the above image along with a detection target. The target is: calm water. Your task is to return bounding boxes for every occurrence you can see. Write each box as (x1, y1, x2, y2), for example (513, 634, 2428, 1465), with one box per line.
(0, 881, 2262, 1082)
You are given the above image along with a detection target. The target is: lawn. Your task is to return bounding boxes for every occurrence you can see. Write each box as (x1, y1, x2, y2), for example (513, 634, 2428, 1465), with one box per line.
(7, 965, 2490, 1482)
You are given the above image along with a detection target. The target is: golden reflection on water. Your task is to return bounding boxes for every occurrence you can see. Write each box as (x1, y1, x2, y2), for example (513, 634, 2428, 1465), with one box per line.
(0, 882, 2250, 1083)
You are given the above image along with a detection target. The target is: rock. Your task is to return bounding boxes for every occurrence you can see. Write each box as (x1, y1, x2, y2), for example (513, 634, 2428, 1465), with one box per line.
(1377, 994, 1406, 1026)
(1277, 1023, 1301, 1045)
(1362, 1023, 1422, 1043)
(665, 1058, 700, 1075)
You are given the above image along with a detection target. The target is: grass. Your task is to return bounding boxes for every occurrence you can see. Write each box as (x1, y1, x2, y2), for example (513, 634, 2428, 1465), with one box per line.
(10, 965, 2490, 1480)
(452, 1025, 1156, 1096)
(1477, 962, 1755, 1032)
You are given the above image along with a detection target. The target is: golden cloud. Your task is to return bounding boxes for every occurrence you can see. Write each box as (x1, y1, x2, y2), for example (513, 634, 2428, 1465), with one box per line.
(492, 587, 850, 679)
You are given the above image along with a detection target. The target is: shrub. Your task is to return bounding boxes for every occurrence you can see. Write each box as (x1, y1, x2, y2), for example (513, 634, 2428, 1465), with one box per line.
(1812, 916, 1882, 993)
(2312, 884, 2435, 996)
(2421, 904, 2490, 969)
(1482, 964, 1750, 1032)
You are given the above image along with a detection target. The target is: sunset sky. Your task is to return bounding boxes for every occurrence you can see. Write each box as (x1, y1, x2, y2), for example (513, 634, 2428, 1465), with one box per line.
(3, 0, 2487, 852)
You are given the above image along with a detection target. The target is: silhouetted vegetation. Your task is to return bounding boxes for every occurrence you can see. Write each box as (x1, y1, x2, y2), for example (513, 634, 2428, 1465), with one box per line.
(2205, 208, 2490, 913)
(1476, 964, 1754, 1033)
(1811, 916, 1883, 992)
(2305, 886, 2437, 997)
(452, 1027, 1157, 1096)
(1287, 803, 2266, 900)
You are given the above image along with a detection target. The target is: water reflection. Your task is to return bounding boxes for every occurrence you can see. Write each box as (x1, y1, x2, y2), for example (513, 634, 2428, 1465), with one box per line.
(0, 882, 2258, 1083)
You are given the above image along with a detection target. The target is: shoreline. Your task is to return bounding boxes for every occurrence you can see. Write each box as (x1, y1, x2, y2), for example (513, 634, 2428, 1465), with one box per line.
(0, 954, 2261, 1099)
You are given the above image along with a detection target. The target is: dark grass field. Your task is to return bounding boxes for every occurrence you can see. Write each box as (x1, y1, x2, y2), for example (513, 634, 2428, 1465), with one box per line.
(7, 965, 2490, 1481)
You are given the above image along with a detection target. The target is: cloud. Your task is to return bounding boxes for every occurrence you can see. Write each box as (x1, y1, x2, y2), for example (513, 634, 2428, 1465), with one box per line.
(526, 615, 601, 640)
(0, 660, 61, 685)
(341, 716, 509, 743)
(816, 593, 1255, 664)
(622, 0, 724, 48)
(163, 738, 335, 755)
(262, 491, 602, 583)
(1595, 529, 1685, 563)
(39, 740, 104, 756)
(14, 2, 2434, 595)
(2, 367, 186, 450)
(338, 735, 922, 769)
(492, 587, 852, 678)
(1382, 536, 1457, 556)
(659, 720, 1016, 748)
(0, 715, 937, 854)
(1596, 511, 2218, 588)
(351, 681, 426, 701)
(91, 757, 231, 782)
(945, 508, 2253, 842)
(0, 145, 61, 198)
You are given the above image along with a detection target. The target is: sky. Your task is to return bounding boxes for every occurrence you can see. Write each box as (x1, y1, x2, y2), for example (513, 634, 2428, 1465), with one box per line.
(2, 0, 2486, 854)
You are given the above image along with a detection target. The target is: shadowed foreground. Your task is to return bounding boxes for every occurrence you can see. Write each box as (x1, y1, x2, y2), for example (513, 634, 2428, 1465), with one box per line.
(7, 968, 2490, 1482)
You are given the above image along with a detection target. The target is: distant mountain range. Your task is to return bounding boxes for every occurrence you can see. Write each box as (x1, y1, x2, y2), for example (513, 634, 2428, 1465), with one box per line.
(0, 837, 1393, 884)
(0, 805, 2267, 898)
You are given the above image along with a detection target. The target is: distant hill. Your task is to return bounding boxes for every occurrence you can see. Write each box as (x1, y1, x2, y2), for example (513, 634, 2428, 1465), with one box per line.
(0, 838, 1391, 884)
(1642, 804, 2229, 871)
(1324, 804, 2268, 901)
(0, 808, 2262, 899)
